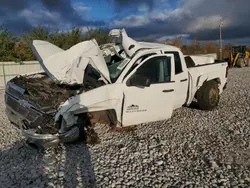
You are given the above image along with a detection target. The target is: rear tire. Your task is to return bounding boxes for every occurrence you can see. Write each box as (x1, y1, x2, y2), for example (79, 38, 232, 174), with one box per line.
(236, 58, 244, 68)
(197, 80, 220, 110)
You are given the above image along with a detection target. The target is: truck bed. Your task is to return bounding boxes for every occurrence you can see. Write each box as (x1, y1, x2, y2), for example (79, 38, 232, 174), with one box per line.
(185, 56, 226, 68)
(186, 59, 228, 105)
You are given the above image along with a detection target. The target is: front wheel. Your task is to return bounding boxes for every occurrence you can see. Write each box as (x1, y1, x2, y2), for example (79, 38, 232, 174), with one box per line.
(197, 80, 220, 110)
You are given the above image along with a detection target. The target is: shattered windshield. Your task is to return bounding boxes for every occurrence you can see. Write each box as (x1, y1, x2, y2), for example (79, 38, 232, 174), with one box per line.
(108, 58, 130, 82)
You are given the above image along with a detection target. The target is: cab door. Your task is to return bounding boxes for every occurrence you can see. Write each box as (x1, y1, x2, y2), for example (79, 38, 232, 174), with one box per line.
(121, 54, 176, 126)
(164, 51, 188, 109)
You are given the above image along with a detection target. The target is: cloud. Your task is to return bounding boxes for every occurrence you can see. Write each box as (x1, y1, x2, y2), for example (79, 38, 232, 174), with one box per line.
(110, 0, 250, 42)
(110, 15, 150, 28)
(0, 0, 30, 11)
(109, 7, 191, 38)
(138, 4, 149, 12)
(186, 16, 231, 33)
(40, 0, 90, 26)
(0, 0, 33, 33)
(0, 0, 104, 34)
(156, 34, 190, 43)
(20, 9, 60, 27)
(1, 18, 33, 34)
(75, 6, 92, 13)
(107, 0, 155, 11)
(0, 0, 250, 44)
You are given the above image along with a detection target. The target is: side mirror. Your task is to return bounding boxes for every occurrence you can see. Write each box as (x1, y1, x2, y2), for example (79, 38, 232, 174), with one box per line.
(128, 74, 151, 87)
(143, 77, 151, 87)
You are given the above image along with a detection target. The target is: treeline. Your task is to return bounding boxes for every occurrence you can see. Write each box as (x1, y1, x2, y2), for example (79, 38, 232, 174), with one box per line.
(0, 25, 249, 62)
(165, 37, 250, 59)
(0, 25, 111, 62)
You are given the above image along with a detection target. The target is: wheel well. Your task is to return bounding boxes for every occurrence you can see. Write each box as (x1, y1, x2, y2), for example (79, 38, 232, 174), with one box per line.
(194, 78, 220, 99)
(56, 109, 118, 131)
(213, 78, 221, 85)
(77, 109, 118, 126)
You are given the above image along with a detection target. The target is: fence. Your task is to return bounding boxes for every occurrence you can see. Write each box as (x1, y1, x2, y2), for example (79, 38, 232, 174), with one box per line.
(0, 61, 42, 89)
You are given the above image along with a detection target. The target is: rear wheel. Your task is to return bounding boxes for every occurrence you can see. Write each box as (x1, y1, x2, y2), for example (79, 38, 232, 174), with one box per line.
(236, 58, 244, 68)
(197, 80, 220, 110)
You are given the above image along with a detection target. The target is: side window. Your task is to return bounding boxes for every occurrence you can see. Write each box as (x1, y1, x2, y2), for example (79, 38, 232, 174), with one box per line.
(127, 56, 171, 86)
(123, 53, 157, 80)
(165, 51, 182, 74)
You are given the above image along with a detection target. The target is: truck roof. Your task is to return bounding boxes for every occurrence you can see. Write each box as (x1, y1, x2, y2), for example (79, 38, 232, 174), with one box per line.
(137, 42, 180, 51)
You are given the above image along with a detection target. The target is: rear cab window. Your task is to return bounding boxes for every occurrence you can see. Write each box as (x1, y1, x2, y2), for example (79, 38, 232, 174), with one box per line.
(164, 51, 183, 74)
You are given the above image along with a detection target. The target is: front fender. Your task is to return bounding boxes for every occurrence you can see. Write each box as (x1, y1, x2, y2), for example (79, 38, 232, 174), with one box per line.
(55, 84, 123, 124)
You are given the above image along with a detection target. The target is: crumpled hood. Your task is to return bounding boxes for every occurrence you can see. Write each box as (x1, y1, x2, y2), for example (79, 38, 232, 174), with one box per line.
(31, 39, 111, 85)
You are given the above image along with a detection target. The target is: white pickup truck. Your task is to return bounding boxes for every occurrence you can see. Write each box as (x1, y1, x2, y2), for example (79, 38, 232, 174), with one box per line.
(4, 29, 228, 148)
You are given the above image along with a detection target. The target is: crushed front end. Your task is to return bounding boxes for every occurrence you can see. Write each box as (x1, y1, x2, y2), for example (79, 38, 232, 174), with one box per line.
(4, 73, 83, 148)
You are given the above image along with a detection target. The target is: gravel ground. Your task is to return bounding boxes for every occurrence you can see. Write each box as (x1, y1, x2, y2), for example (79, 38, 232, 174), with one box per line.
(1, 68, 250, 188)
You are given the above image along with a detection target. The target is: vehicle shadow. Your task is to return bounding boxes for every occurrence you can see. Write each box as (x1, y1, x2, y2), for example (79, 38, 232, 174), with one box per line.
(0, 139, 97, 188)
(54, 93, 97, 188)
(62, 141, 97, 188)
(185, 101, 201, 110)
(0, 140, 49, 188)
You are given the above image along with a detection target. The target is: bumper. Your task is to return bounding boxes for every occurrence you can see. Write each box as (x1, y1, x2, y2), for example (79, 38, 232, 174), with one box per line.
(23, 129, 60, 148)
(22, 126, 80, 148)
(5, 94, 79, 148)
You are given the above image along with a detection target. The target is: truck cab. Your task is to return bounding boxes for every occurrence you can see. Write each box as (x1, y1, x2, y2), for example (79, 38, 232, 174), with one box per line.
(112, 46, 189, 126)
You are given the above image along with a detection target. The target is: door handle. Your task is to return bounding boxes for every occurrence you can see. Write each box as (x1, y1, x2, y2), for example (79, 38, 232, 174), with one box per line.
(162, 89, 174, 93)
(180, 78, 188, 82)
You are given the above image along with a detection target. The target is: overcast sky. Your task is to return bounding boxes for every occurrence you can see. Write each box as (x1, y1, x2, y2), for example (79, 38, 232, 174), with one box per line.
(1, 0, 250, 44)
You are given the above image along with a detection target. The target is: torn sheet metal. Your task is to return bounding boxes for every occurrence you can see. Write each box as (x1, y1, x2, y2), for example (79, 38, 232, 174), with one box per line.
(109, 28, 142, 58)
(31, 39, 111, 85)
